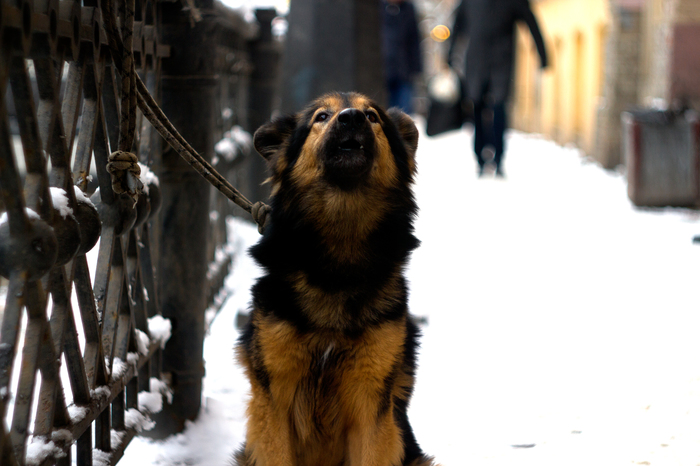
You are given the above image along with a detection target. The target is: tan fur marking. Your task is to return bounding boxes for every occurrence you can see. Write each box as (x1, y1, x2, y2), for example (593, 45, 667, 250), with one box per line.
(309, 188, 389, 263)
(348, 95, 377, 118)
(244, 383, 295, 466)
(320, 95, 344, 113)
(290, 140, 323, 191)
(340, 321, 407, 466)
(290, 270, 404, 329)
(371, 127, 399, 187)
(236, 340, 296, 466)
(290, 272, 348, 329)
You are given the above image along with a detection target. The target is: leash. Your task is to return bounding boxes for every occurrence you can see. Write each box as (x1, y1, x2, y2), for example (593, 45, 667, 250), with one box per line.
(100, 0, 271, 233)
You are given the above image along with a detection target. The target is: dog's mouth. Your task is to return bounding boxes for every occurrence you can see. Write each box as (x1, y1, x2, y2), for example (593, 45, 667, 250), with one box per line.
(338, 139, 364, 152)
(324, 135, 374, 190)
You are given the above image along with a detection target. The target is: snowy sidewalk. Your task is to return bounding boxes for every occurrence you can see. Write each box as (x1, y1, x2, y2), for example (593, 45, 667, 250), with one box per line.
(123, 125, 700, 466)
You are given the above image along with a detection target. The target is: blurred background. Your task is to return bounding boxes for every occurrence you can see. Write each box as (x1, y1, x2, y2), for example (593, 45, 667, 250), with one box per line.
(224, 0, 700, 190)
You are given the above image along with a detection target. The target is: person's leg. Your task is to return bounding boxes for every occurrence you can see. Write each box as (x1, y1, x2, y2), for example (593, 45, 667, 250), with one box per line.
(472, 99, 486, 172)
(492, 101, 507, 176)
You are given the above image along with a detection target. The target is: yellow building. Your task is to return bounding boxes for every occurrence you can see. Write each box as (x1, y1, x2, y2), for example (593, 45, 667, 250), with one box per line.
(511, 0, 610, 154)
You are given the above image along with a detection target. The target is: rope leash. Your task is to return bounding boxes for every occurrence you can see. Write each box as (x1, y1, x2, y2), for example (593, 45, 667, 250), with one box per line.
(135, 89, 271, 233)
(102, 0, 142, 206)
(100, 0, 270, 233)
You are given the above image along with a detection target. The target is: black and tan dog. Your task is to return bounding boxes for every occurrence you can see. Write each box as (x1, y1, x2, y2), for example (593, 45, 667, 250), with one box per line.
(234, 92, 436, 466)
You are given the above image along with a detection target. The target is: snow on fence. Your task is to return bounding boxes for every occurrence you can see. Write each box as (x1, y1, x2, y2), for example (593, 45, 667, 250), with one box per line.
(0, 0, 274, 464)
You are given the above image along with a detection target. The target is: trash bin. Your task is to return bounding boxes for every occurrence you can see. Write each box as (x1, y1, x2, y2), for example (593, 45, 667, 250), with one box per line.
(622, 109, 700, 207)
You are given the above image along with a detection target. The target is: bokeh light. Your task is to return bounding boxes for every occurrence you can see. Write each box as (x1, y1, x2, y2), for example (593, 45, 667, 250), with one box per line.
(430, 25, 451, 42)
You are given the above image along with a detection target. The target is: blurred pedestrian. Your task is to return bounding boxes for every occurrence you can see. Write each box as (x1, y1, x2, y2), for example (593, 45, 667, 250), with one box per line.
(449, 0, 547, 177)
(382, 0, 423, 114)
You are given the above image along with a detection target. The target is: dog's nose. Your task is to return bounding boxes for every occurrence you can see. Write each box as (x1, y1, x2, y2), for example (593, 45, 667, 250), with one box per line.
(337, 108, 366, 129)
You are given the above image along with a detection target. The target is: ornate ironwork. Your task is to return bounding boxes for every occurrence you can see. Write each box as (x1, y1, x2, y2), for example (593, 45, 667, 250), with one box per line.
(0, 0, 171, 464)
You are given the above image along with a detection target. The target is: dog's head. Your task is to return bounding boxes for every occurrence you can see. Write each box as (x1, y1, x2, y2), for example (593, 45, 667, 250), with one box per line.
(254, 92, 418, 195)
(251, 92, 420, 279)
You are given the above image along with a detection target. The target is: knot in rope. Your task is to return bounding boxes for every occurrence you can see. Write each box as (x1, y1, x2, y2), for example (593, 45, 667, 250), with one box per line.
(107, 151, 143, 205)
(251, 201, 271, 234)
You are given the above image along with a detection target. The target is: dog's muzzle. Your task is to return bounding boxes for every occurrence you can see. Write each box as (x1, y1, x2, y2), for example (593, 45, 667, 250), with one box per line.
(323, 108, 375, 189)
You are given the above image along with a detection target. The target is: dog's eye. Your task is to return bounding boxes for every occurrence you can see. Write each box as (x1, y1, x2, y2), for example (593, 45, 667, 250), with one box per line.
(314, 112, 330, 123)
(365, 111, 379, 123)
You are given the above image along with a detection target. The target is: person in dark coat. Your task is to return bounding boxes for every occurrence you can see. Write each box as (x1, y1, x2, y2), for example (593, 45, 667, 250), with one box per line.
(449, 0, 547, 177)
(382, 0, 423, 114)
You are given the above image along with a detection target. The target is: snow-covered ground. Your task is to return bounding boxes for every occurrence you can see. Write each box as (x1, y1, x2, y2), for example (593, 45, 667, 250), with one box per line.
(122, 124, 700, 465)
(219, 0, 288, 15)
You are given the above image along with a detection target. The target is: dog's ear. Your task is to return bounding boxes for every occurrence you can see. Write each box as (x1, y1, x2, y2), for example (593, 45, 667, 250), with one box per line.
(386, 108, 419, 157)
(253, 115, 297, 161)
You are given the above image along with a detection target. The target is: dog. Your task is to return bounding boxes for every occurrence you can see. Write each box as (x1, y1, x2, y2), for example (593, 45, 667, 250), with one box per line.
(234, 92, 436, 466)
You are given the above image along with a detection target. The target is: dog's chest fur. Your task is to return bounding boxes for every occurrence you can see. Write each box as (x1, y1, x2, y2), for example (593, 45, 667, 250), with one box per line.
(247, 314, 411, 464)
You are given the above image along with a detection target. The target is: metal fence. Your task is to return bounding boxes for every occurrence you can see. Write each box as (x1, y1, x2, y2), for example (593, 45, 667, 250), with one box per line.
(0, 0, 277, 463)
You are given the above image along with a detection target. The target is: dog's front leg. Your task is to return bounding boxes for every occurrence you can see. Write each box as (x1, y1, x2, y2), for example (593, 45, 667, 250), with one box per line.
(242, 385, 295, 466)
(344, 321, 409, 466)
(346, 408, 403, 466)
